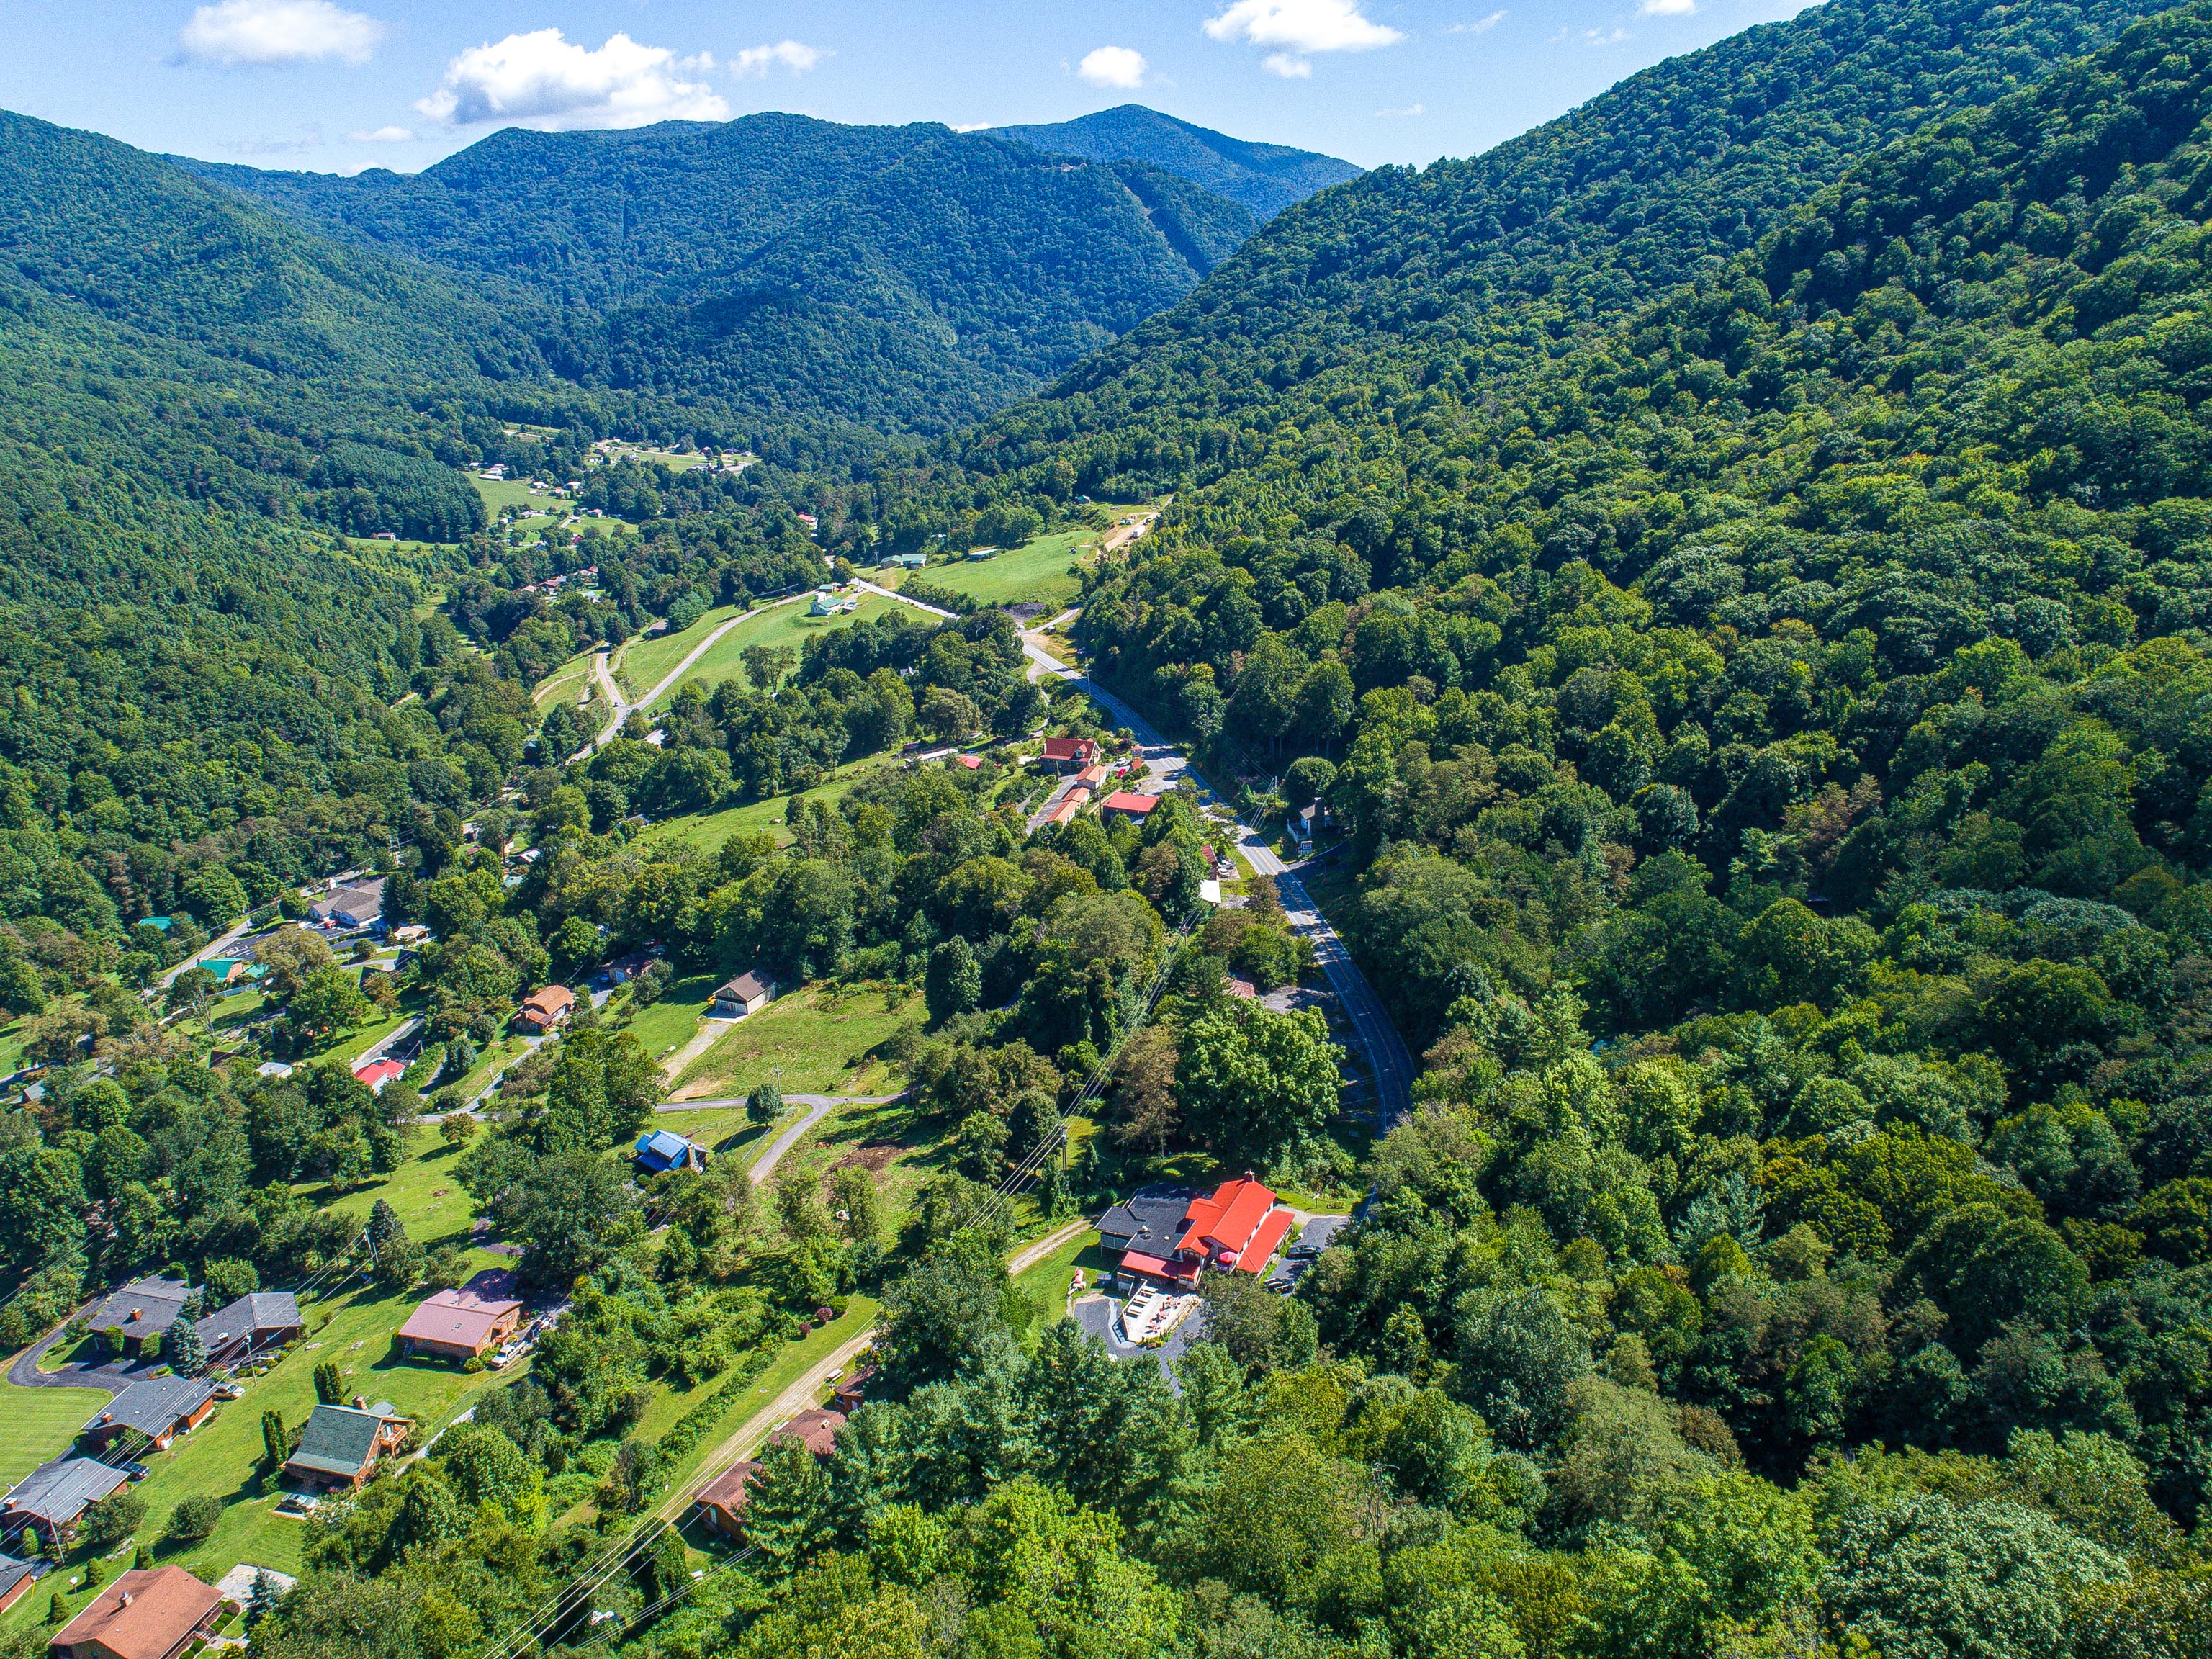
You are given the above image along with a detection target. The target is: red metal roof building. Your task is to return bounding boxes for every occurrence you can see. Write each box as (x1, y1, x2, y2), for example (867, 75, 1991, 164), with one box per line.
(1111, 1177, 1294, 1290)
(1101, 791, 1159, 821)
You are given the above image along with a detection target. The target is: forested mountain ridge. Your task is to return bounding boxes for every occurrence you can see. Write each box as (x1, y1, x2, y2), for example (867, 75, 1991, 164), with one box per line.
(180, 115, 1260, 439)
(994, 104, 1363, 218)
(950, 0, 2181, 509)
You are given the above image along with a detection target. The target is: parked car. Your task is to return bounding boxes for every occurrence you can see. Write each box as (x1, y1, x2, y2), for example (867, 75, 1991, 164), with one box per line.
(1287, 1242, 1322, 1259)
(122, 1462, 149, 1482)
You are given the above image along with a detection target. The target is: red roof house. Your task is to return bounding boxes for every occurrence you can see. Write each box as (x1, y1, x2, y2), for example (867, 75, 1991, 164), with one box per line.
(353, 1058, 407, 1094)
(1102, 791, 1159, 822)
(395, 1277, 523, 1362)
(1041, 737, 1100, 772)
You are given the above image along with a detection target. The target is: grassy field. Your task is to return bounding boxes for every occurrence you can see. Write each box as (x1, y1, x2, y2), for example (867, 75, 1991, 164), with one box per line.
(0, 1381, 111, 1492)
(670, 984, 919, 1102)
(634, 754, 892, 855)
(644, 595, 902, 709)
(919, 527, 1094, 609)
(617, 605, 746, 699)
(534, 652, 599, 711)
(471, 476, 557, 514)
(1010, 1228, 1107, 1328)
(611, 973, 719, 1074)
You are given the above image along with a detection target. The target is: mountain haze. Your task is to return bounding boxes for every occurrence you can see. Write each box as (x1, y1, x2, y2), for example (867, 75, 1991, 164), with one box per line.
(993, 104, 1363, 218)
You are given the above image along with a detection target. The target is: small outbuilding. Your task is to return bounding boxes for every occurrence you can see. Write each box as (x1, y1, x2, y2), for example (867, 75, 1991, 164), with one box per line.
(711, 971, 774, 1018)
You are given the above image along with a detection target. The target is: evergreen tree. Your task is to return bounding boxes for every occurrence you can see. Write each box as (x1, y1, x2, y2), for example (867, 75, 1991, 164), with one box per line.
(261, 1410, 288, 1472)
(313, 1361, 343, 1406)
(746, 1079, 783, 1128)
(164, 1316, 207, 1378)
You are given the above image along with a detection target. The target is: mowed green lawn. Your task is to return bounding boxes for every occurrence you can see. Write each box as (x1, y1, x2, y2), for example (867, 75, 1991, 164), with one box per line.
(0, 1381, 111, 1492)
(919, 528, 1094, 609)
(670, 984, 919, 1102)
(534, 652, 598, 711)
(617, 604, 747, 698)
(644, 595, 902, 710)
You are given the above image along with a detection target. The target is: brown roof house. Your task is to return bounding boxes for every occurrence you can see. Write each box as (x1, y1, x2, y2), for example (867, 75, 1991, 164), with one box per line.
(282, 1400, 410, 1492)
(710, 971, 774, 1018)
(50, 1565, 224, 1659)
(395, 1277, 523, 1362)
(693, 1408, 848, 1536)
(514, 984, 575, 1033)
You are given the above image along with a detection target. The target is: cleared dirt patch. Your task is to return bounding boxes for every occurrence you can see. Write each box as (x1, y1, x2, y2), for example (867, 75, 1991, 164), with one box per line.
(831, 1141, 904, 1175)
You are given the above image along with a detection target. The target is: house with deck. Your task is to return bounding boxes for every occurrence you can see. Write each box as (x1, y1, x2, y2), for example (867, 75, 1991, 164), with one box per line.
(282, 1401, 410, 1492)
(1099, 1176, 1295, 1292)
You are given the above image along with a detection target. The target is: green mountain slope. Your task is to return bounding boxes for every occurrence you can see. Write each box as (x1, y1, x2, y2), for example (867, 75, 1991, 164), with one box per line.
(993, 104, 1363, 218)
(957, 0, 2180, 508)
(179, 116, 1260, 438)
(0, 112, 568, 930)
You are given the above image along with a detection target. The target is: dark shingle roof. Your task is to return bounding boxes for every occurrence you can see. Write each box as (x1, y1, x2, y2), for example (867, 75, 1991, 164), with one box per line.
(286, 1403, 400, 1479)
(195, 1290, 300, 1349)
(1098, 1186, 1196, 1251)
(4, 1457, 129, 1524)
(84, 1376, 216, 1438)
(84, 1277, 194, 1339)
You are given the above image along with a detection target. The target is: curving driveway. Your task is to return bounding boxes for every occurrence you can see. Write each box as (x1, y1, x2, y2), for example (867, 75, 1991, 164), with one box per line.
(591, 592, 813, 750)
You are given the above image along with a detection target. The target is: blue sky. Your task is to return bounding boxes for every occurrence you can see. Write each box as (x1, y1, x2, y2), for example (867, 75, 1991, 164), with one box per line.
(5, 0, 1817, 174)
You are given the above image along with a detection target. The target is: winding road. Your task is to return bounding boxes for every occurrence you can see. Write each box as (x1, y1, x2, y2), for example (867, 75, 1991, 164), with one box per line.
(590, 591, 814, 750)
(853, 583, 1416, 1131)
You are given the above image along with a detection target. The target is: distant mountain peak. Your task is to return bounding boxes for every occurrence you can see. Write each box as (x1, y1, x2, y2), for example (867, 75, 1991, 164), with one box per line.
(989, 105, 1361, 219)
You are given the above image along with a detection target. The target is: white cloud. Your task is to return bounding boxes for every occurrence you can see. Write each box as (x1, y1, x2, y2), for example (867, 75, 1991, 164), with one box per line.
(1448, 10, 1508, 32)
(1377, 102, 1424, 115)
(732, 40, 825, 78)
(1078, 45, 1148, 89)
(176, 0, 383, 66)
(1639, 0, 1696, 13)
(952, 122, 991, 132)
(347, 124, 413, 142)
(1205, 0, 1401, 78)
(416, 30, 729, 130)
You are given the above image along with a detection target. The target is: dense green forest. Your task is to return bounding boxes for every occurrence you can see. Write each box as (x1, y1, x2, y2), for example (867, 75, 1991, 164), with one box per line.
(15, 0, 2212, 1655)
(994, 104, 1364, 219)
(181, 116, 1259, 443)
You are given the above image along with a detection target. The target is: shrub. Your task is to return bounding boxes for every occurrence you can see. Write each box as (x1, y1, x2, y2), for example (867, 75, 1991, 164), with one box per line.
(165, 1493, 220, 1545)
(79, 1489, 145, 1551)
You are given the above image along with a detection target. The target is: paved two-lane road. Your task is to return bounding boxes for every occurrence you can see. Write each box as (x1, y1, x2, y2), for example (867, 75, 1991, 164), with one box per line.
(1014, 614, 1416, 1131)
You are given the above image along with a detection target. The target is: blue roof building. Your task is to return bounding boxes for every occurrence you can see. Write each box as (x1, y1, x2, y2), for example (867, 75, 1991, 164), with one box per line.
(634, 1130, 709, 1174)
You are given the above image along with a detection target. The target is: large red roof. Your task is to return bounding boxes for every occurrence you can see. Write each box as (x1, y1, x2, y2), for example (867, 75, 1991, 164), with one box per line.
(1177, 1177, 1278, 1264)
